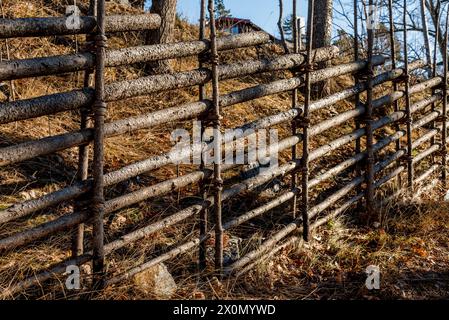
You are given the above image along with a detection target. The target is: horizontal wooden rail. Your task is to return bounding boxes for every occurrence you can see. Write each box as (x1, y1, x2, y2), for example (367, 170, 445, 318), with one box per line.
(1, 55, 399, 167)
(103, 116, 435, 282)
(0, 78, 437, 225)
(225, 150, 405, 274)
(413, 144, 441, 164)
(0, 46, 341, 124)
(0, 131, 302, 250)
(0, 14, 161, 38)
(0, 32, 271, 81)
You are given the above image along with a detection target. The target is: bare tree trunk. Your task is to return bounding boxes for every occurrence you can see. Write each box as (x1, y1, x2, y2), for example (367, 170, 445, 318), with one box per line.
(145, 0, 177, 74)
(420, 0, 432, 77)
(277, 0, 290, 54)
(309, 0, 333, 96)
(426, 0, 445, 57)
(311, 0, 333, 49)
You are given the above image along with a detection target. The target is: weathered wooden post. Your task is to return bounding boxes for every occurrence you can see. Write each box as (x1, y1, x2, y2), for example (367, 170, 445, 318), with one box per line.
(388, 0, 402, 188)
(291, 0, 299, 219)
(198, 0, 208, 272)
(403, 0, 414, 192)
(430, 0, 440, 166)
(441, 9, 449, 187)
(364, 0, 375, 222)
(208, 0, 224, 274)
(301, 0, 315, 241)
(72, 0, 96, 259)
(353, 0, 363, 206)
(92, 0, 107, 290)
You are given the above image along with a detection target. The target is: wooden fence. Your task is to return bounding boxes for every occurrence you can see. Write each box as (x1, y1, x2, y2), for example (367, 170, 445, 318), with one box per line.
(0, 0, 447, 297)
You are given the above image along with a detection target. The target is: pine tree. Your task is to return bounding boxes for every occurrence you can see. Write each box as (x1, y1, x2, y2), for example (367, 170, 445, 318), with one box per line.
(215, 0, 231, 19)
(282, 14, 294, 40)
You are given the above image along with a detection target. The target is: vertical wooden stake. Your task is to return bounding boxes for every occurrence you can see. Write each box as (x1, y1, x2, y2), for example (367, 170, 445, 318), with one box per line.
(301, 0, 315, 241)
(441, 9, 449, 187)
(403, 0, 414, 192)
(430, 0, 440, 156)
(364, 0, 375, 222)
(71, 0, 96, 260)
(388, 0, 402, 189)
(208, 0, 224, 274)
(92, 0, 107, 290)
(291, 0, 299, 219)
(198, 0, 208, 272)
(354, 0, 363, 206)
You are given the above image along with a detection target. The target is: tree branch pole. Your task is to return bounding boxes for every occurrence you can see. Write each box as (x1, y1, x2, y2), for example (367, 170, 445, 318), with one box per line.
(1, 91, 441, 254)
(291, 0, 299, 219)
(71, 0, 96, 260)
(278, 0, 290, 54)
(301, 0, 315, 241)
(420, 0, 432, 77)
(0, 46, 338, 125)
(441, 8, 449, 187)
(388, 0, 402, 189)
(430, 0, 440, 154)
(0, 0, 15, 101)
(403, 0, 414, 192)
(92, 0, 107, 290)
(364, 0, 375, 223)
(198, 0, 208, 272)
(208, 0, 224, 274)
(354, 0, 363, 205)
(0, 14, 161, 38)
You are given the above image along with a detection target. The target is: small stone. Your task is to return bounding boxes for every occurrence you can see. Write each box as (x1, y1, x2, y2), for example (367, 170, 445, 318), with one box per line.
(134, 263, 177, 299)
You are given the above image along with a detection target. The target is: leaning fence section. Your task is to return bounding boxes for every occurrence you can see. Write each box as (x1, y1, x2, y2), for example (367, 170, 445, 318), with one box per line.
(0, 0, 447, 297)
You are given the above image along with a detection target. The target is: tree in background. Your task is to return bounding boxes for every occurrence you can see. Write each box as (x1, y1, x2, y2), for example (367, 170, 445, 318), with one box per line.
(282, 14, 294, 40)
(282, 14, 305, 42)
(277, 0, 290, 53)
(145, 0, 178, 74)
(310, 0, 333, 50)
(309, 0, 333, 96)
(214, 0, 231, 19)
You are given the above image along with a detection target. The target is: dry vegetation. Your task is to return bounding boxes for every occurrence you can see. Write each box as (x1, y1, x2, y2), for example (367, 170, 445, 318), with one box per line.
(0, 0, 448, 300)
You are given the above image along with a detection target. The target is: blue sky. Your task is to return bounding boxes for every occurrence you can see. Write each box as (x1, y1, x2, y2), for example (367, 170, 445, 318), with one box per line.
(146, 1, 309, 36)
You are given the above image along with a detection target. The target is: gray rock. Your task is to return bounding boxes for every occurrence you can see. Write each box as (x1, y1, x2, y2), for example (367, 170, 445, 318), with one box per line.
(133, 263, 177, 299)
